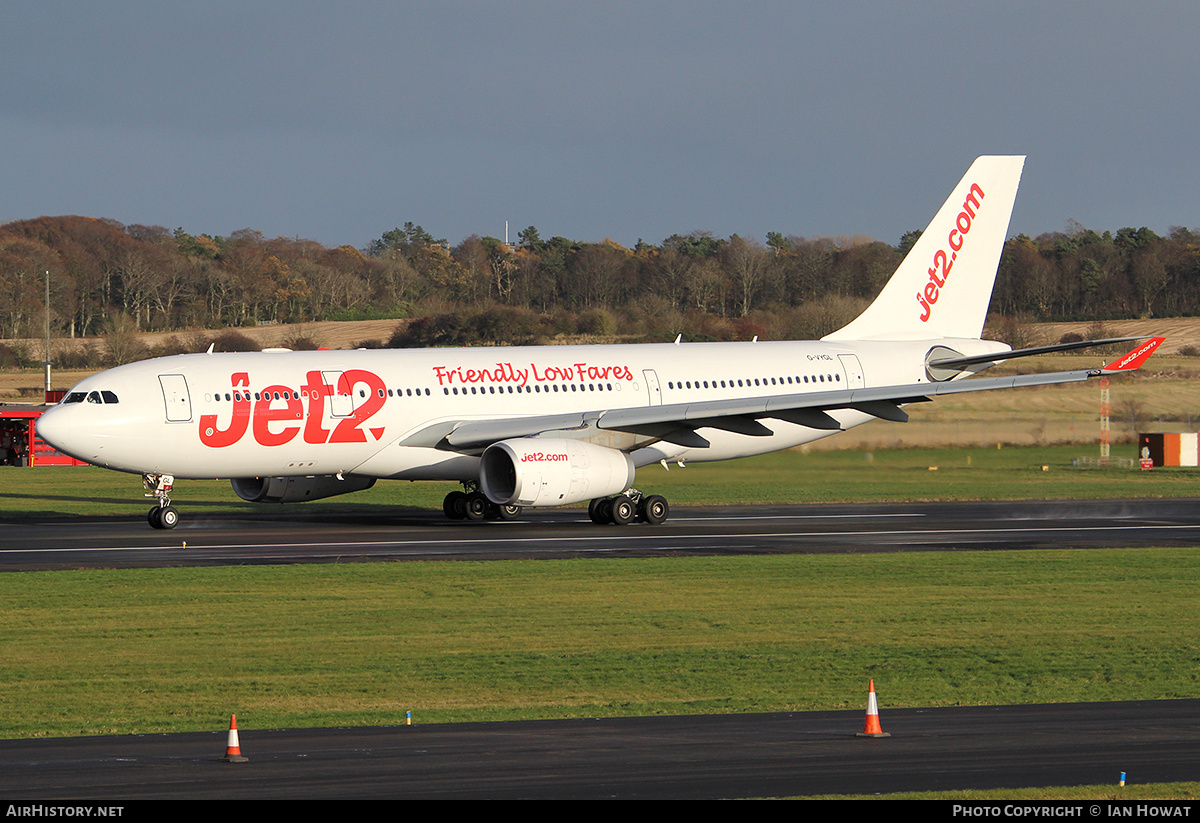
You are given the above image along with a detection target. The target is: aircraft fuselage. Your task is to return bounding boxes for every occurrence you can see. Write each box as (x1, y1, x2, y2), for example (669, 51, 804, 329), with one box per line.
(35, 337, 1002, 481)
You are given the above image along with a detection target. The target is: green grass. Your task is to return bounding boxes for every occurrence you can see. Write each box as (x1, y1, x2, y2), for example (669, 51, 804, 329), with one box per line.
(1, 549, 1198, 739)
(4, 443, 1195, 519)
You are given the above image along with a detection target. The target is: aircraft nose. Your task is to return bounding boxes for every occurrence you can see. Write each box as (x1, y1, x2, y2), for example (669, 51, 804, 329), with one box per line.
(35, 406, 71, 452)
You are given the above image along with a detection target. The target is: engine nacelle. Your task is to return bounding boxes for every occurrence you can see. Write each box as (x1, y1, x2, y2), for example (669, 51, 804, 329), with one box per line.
(479, 438, 635, 507)
(231, 474, 376, 504)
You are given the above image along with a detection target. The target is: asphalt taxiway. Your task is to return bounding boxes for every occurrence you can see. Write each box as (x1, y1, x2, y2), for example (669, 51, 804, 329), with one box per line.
(2, 497, 1200, 570)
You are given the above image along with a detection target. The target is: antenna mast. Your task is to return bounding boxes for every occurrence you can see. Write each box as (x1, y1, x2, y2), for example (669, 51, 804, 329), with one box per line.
(43, 270, 51, 395)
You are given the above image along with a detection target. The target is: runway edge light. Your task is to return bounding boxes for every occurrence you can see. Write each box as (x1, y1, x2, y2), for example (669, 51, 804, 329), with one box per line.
(856, 680, 891, 738)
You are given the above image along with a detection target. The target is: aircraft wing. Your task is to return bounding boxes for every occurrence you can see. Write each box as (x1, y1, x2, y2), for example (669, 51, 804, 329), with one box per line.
(417, 337, 1164, 452)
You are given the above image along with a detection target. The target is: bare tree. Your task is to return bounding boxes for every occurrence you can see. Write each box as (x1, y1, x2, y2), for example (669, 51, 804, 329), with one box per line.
(721, 234, 770, 316)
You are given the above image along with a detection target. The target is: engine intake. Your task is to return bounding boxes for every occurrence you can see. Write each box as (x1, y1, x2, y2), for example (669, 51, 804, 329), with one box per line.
(231, 474, 376, 504)
(480, 438, 635, 507)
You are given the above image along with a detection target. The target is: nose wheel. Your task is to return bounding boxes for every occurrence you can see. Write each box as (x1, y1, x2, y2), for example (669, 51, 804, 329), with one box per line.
(148, 504, 180, 530)
(143, 473, 180, 530)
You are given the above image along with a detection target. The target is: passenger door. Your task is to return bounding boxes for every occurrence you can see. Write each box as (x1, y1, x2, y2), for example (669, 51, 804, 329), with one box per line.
(158, 374, 193, 422)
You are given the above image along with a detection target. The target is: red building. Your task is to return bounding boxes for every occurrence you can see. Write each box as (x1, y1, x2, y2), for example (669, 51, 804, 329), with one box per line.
(0, 392, 88, 467)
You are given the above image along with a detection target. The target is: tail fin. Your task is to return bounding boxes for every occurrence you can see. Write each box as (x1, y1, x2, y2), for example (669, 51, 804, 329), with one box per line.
(824, 155, 1025, 342)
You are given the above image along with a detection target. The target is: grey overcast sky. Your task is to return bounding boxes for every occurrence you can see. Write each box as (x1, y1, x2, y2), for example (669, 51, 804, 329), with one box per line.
(2, 1, 1196, 251)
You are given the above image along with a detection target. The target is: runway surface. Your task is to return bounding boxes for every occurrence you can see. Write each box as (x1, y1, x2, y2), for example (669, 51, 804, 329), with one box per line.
(5, 498, 1199, 798)
(2, 699, 1198, 799)
(2, 497, 1200, 570)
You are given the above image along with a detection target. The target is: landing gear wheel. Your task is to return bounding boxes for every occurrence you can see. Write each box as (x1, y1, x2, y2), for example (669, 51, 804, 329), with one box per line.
(494, 504, 522, 521)
(464, 492, 489, 521)
(443, 490, 468, 520)
(609, 495, 636, 525)
(158, 506, 179, 529)
(589, 497, 613, 524)
(639, 495, 669, 525)
(148, 505, 179, 530)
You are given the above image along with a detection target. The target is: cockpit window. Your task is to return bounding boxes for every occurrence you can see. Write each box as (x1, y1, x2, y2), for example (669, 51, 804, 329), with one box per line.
(63, 389, 119, 405)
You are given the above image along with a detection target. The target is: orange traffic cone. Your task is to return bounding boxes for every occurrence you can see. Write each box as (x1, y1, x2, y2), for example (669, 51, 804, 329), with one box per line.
(856, 680, 891, 738)
(223, 714, 249, 762)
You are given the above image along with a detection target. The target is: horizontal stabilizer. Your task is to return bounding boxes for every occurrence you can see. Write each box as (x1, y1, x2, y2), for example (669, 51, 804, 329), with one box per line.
(927, 336, 1146, 371)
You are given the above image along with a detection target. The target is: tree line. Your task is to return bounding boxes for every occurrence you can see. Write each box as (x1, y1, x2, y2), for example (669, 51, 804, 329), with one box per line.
(0, 215, 1196, 360)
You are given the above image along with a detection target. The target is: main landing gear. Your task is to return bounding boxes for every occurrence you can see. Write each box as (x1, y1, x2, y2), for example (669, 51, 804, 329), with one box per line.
(588, 491, 669, 526)
(439, 485, 670, 525)
(442, 485, 523, 522)
(144, 473, 180, 530)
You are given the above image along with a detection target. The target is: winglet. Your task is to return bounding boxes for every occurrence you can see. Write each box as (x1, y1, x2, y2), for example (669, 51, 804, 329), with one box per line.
(1103, 337, 1165, 372)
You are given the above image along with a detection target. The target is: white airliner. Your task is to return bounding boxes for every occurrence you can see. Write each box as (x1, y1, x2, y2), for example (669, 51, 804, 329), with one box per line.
(36, 156, 1163, 529)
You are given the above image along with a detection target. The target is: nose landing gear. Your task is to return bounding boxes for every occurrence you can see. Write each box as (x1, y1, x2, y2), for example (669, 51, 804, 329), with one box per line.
(144, 474, 179, 530)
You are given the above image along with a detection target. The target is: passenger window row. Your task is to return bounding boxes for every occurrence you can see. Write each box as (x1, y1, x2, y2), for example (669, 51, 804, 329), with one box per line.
(204, 387, 433, 402)
(666, 373, 840, 391)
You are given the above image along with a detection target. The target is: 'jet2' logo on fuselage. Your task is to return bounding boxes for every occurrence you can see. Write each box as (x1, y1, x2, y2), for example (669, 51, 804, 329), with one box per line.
(199, 370, 386, 448)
